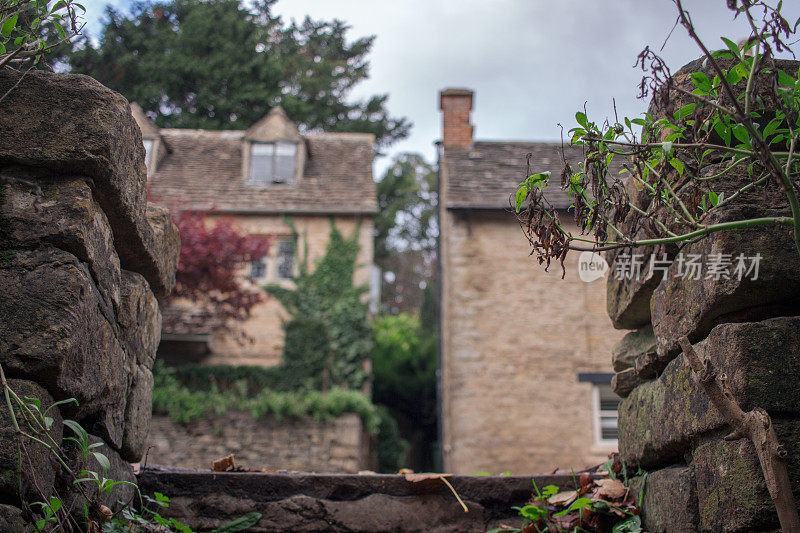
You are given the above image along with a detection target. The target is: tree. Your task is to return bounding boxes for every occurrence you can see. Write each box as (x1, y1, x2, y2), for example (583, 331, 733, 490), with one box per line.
(375, 153, 438, 313)
(266, 221, 371, 391)
(168, 211, 270, 331)
(57, 0, 410, 147)
(1, 0, 84, 74)
(372, 312, 437, 471)
(515, 1, 800, 529)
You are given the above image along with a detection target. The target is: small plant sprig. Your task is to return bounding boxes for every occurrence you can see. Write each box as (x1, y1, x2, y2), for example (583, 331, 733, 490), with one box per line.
(515, 0, 800, 275)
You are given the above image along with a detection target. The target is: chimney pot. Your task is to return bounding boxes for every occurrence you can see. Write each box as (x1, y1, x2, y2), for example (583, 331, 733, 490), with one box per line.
(439, 88, 474, 147)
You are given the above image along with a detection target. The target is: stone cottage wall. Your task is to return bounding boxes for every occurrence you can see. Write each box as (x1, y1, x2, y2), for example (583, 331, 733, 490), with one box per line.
(147, 412, 373, 473)
(0, 70, 179, 525)
(610, 58, 800, 532)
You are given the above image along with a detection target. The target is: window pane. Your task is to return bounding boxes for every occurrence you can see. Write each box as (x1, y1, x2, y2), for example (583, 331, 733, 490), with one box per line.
(250, 260, 267, 279)
(250, 143, 274, 185)
(277, 240, 295, 279)
(273, 142, 296, 183)
(600, 416, 618, 440)
(599, 386, 621, 412)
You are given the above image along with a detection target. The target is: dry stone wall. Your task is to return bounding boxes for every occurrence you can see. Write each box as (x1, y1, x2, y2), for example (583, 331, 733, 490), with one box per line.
(610, 58, 800, 532)
(147, 412, 373, 473)
(0, 70, 179, 525)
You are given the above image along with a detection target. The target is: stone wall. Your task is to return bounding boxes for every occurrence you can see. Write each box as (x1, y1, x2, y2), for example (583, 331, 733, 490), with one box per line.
(610, 57, 800, 532)
(0, 70, 179, 524)
(147, 412, 372, 473)
(439, 207, 624, 474)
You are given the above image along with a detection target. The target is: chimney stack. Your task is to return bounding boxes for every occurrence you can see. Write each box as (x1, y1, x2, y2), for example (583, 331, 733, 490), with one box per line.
(439, 88, 474, 147)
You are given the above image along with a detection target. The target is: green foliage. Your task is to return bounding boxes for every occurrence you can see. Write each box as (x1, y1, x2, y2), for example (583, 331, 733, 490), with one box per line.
(151, 363, 380, 433)
(58, 0, 409, 146)
(375, 153, 437, 314)
(372, 313, 436, 425)
(375, 406, 408, 473)
(0, 0, 84, 72)
(266, 221, 372, 391)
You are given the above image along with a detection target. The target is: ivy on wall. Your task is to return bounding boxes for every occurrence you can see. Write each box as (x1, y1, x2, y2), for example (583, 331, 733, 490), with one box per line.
(266, 220, 372, 391)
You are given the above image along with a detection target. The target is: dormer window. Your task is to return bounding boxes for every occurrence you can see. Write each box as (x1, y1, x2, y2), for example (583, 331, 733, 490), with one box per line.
(249, 141, 297, 185)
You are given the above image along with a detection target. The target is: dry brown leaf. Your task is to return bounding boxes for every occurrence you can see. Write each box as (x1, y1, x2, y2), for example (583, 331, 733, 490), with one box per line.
(596, 478, 626, 499)
(212, 454, 235, 472)
(548, 490, 578, 506)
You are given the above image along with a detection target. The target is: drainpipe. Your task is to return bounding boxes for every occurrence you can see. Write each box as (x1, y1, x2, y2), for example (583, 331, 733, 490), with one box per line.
(434, 140, 444, 472)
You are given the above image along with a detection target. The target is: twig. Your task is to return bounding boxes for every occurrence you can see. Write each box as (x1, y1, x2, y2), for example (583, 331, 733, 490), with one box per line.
(678, 336, 800, 532)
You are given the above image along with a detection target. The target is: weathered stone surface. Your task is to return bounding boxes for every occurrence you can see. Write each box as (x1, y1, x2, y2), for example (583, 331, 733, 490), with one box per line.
(605, 246, 662, 331)
(0, 379, 63, 503)
(0, 69, 178, 297)
(627, 466, 699, 533)
(619, 317, 800, 469)
(62, 434, 136, 513)
(121, 365, 154, 462)
(0, 504, 27, 533)
(692, 420, 800, 532)
(0, 176, 123, 321)
(146, 205, 181, 299)
(118, 271, 161, 369)
(138, 468, 582, 532)
(0, 248, 128, 420)
(651, 203, 800, 366)
(612, 325, 655, 372)
(611, 368, 643, 398)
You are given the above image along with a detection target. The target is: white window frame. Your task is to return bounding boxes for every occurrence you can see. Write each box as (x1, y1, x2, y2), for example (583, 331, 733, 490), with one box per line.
(248, 141, 297, 185)
(592, 384, 619, 446)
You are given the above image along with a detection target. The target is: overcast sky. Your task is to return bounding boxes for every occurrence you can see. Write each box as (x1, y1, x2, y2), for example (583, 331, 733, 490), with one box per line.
(81, 0, 799, 176)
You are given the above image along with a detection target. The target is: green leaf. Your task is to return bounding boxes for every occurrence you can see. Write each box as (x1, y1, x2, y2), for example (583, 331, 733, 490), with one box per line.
(732, 125, 750, 145)
(541, 484, 559, 498)
(1, 14, 18, 37)
(726, 68, 742, 86)
(709, 191, 719, 206)
(48, 497, 62, 514)
(669, 158, 684, 176)
(209, 512, 263, 533)
(713, 119, 732, 146)
(631, 118, 647, 127)
(721, 37, 742, 59)
(514, 187, 527, 213)
(575, 111, 588, 128)
(676, 103, 696, 121)
(513, 504, 546, 521)
(778, 69, 796, 88)
(613, 515, 643, 533)
(63, 419, 88, 444)
(92, 451, 111, 472)
(690, 72, 712, 93)
(553, 497, 594, 517)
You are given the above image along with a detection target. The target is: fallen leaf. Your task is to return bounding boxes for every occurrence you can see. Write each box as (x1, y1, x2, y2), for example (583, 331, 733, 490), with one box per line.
(596, 478, 626, 499)
(548, 490, 578, 506)
(404, 472, 451, 482)
(212, 454, 235, 472)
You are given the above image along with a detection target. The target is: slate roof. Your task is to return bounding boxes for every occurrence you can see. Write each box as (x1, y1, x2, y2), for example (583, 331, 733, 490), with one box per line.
(148, 130, 377, 215)
(442, 141, 623, 210)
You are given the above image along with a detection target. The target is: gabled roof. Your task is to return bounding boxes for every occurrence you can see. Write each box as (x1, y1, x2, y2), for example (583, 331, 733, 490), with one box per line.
(442, 141, 624, 211)
(147, 129, 377, 215)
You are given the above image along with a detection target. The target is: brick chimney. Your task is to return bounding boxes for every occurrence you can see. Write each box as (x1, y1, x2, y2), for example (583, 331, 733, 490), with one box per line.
(439, 88, 474, 147)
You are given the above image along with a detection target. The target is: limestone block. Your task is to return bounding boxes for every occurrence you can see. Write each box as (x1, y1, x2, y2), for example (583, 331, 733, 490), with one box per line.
(605, 245, 662, 331)
(612, 325, 655, 372)
(62, 434, 136, 514)
(627, 466, 699, 533)
(0, 176, 123, 318)
(0, 248, 128, 420)
(0, 505, 27, 533)
(118, 271, 161, 369)
(651, 204, 800, 364)
(121, 365, 154, 462)
(0, 379, 63, 503)
(692, 419, 800, 532)
(611, 368, 643, 399)
(619, 317, 800, 469)
(0, 69, 178, 297)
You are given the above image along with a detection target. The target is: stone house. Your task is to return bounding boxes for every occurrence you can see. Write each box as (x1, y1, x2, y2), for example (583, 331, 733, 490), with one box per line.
(437, 89, 625, 474)
(133, 105, 377, 367)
